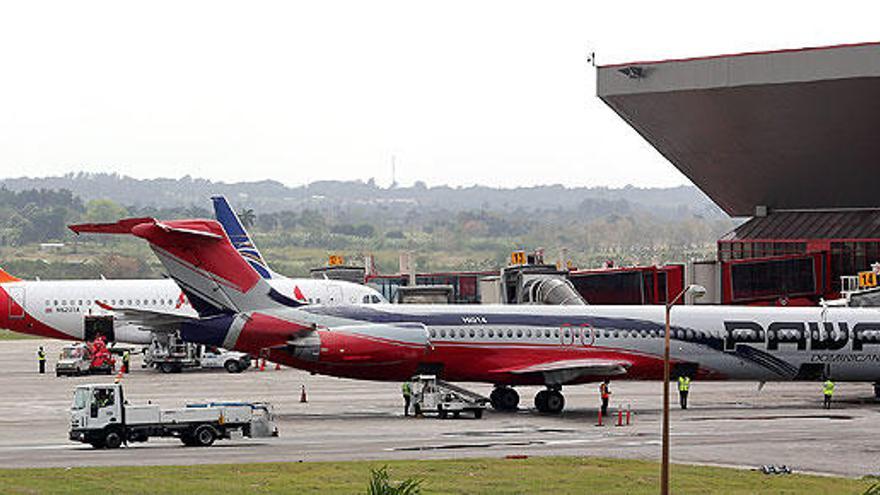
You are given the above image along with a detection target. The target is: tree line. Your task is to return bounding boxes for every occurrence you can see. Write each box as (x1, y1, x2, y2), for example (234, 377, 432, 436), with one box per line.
(0, 185, 735, 278)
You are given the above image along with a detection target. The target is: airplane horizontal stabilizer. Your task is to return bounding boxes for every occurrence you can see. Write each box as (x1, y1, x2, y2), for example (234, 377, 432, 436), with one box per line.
(70, 218, 302, 316)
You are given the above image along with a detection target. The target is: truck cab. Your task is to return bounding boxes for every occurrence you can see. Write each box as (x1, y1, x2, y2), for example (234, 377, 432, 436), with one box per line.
(199, 346, 251, 373)
(70, 384, 126, 448)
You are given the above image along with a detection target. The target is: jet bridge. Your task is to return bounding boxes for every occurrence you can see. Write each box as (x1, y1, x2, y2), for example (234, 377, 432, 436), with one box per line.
(480, 264, 586, 305)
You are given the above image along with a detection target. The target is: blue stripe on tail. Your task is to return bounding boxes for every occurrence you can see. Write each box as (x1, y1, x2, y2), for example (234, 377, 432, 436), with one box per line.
(212, 195, 273, 279)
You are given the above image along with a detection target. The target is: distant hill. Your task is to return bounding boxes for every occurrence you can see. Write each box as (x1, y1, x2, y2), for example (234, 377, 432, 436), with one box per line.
(0, 173, 727, 220)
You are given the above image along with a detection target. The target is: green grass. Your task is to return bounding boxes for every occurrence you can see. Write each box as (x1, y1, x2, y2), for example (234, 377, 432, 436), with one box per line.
(0, 457, 873, 494)
(0, 329, 35, 340)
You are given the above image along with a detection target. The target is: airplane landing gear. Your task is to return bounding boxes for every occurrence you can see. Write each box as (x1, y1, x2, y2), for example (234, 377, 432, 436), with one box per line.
(490, 386, 520, 411)
(535, 388, 565, 414)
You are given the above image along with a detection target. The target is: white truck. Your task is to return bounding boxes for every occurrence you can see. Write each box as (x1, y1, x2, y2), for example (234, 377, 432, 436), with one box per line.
(144, 333, 252, 374)
(409, 375, 488, 419)
(55, 342, 116, 377)
(69, 383, 278, 449)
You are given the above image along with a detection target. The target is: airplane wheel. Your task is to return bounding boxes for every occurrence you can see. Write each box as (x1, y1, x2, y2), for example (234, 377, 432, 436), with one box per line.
(545, 390, 565, 414)
(534, 390, 549, 412)
(490, 387, 519, 412)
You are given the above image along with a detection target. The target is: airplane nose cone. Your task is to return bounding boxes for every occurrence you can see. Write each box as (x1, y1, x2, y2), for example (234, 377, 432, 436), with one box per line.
(0, 287, 9, 330)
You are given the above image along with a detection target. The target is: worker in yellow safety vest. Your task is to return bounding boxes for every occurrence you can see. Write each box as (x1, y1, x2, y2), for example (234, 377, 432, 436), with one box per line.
(823, 379, 835, 409)
(402, 381, 413, 417)
(678, 375, 691, 409)
(37, 346, 46, 374)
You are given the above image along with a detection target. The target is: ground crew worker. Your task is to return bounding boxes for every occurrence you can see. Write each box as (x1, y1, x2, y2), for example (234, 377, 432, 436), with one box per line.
(823, 379, 835, 409)
(599, 379, 611, 417)
(402, 381, 413, 416)
(678, 375, 691, 410)
(122, 350, 131, 374)
(95, 389, 111, 408)
(37, 346, 46, 374)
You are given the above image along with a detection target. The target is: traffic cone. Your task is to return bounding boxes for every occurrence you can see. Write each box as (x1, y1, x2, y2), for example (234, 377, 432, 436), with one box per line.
(626, 405, 632, 425)
(300, 385, 308, 403)
(616, 408, 623, 426)
(259, 358, 266, 372)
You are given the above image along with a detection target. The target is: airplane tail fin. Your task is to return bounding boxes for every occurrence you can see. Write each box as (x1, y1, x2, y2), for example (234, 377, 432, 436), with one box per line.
(0, 267, 21, 283)
(69, 218, 304, 317)
(211, 195, 277, 279)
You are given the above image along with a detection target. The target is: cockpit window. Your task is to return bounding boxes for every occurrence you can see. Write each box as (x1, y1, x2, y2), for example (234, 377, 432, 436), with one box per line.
(371, 295, 382, 304)
(363, 295, 371, 304)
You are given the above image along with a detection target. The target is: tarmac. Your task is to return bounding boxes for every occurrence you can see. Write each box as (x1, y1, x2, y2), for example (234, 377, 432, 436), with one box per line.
(2, 339, 880, 477)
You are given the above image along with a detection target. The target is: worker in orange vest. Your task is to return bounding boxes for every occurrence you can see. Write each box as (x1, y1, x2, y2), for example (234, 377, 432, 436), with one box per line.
(599, 379, 611, 417)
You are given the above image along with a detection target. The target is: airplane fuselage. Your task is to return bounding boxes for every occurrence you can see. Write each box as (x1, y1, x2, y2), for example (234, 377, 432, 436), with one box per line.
(209, 303, 880, 385)
(0, 278, 384, 344)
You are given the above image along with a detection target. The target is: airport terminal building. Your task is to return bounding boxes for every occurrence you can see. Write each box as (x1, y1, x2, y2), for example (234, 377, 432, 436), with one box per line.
(598, 42, 880, 306)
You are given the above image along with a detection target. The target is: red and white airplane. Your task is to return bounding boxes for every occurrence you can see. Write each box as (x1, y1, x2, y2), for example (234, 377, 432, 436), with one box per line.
(69, 216, 880, 413)
(0, 197, 384, 345)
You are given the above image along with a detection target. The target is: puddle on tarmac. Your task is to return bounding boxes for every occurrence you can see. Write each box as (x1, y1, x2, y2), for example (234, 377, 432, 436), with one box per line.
(392, 440, 545, 451)
(445, 428, 577, 438)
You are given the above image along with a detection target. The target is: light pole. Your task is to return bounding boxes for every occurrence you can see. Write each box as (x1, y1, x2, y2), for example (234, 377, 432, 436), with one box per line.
(661, 284, 705, 495)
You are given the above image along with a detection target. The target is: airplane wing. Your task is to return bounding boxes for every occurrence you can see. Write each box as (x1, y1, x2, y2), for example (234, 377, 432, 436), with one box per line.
(96, 301, 197, 331)
(493, 358, 631, 385)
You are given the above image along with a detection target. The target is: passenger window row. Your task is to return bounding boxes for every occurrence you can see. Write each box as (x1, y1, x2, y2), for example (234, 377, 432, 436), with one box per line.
(428, 328, 558, 339)
(45, 298, 177, 307)
(424, 327, 719, 341)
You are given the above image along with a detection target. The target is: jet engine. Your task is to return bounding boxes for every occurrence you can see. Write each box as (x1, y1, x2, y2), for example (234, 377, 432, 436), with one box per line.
(316, 323, 430, 365)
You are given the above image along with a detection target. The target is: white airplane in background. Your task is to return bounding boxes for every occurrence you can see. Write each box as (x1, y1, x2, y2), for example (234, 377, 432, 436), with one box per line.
(0, 196, 385, 344)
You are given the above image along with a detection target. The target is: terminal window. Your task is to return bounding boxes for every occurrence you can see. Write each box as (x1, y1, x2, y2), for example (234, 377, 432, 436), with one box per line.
(731, 257, 816, 301)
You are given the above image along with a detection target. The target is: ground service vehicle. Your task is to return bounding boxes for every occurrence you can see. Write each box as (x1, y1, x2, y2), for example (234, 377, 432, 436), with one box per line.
(410, 375, 487, 419)
(68, 383, 277, 449)
(144, 333, 251, 373)
(55, 340, 116, 377)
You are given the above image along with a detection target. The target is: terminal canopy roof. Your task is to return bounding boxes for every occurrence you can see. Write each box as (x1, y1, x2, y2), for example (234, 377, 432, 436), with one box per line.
(597, 42, 880, 217)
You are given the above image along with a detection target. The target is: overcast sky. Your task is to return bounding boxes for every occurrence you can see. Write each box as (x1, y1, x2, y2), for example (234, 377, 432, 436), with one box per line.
(0, 1, 876, 188)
